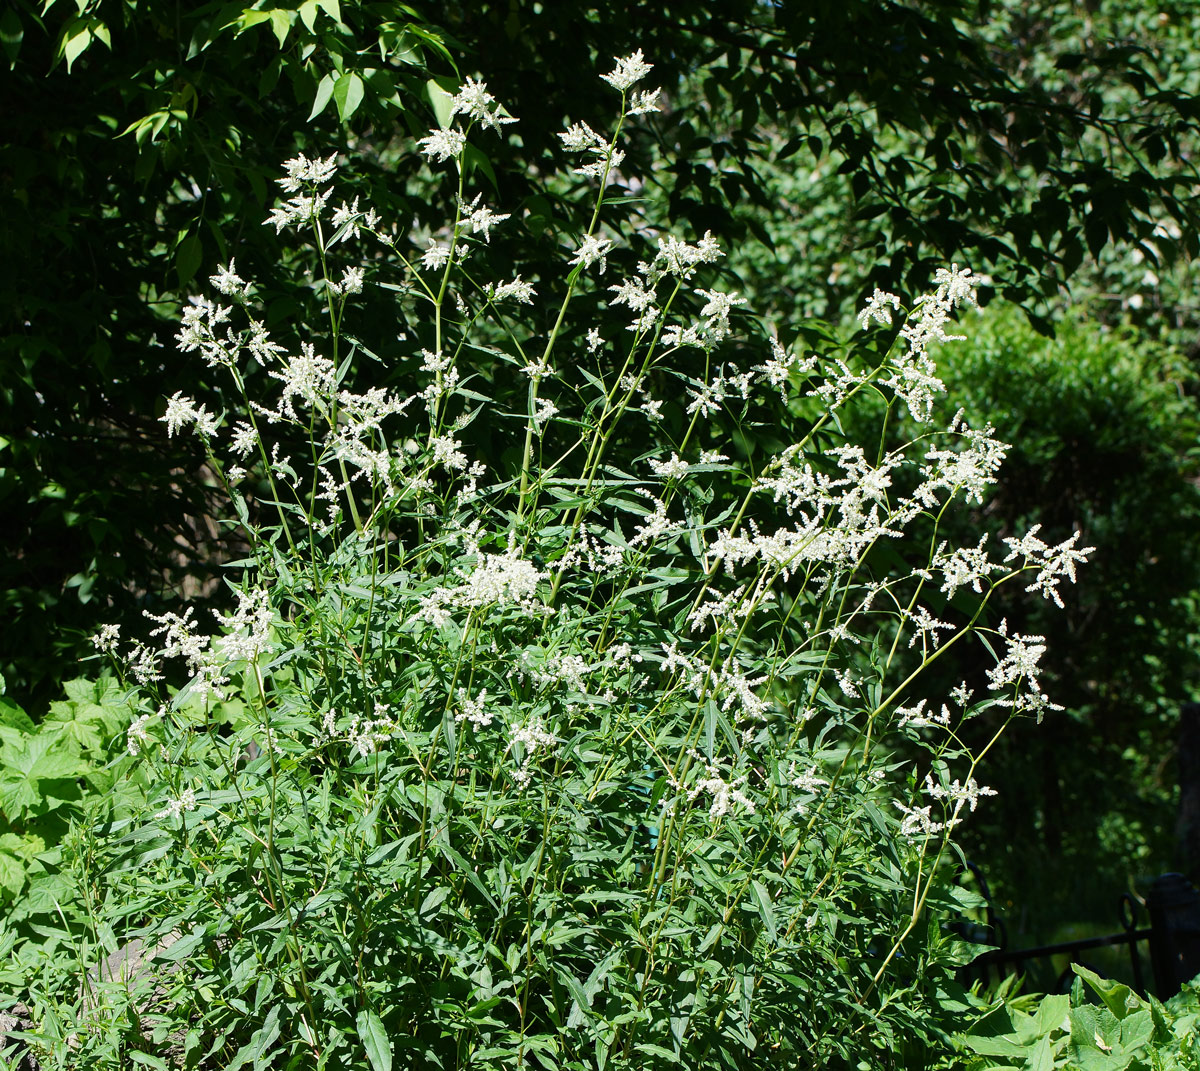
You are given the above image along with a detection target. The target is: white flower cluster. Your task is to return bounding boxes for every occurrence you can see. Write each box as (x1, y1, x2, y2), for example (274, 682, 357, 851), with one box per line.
(155, 786, 197, 821)
(860, 264, 980, 423)
(509, 716, 558, 788)
(127, 711, 153, 757)
(418, 78, 515, 166)
(455, 688, 493, 728)
(906, 606, 954, 650)
(682, 757, 756, 821)
(923, 772, 997, 818)
(212, 587, 274, 663)
(896, 771, 997, 841)
(1003, 524, 1095, 608)
(332, 702, 398, 760)
(895, 699, 952, 730)
(648, 452, 689, 479)
(571, 233, 613, 274)
(711, 445, 905, 581)
(416, 539, 550, 628)
(92, 623, 121, 654)
(144, 607, 228, 703)
(600, 50, 654, 94)
(915, 414, 1008, 506)
(161, 392, 219, 440)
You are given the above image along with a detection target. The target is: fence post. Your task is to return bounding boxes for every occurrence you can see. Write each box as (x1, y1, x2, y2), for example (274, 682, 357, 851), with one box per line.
(1146, 872, 1200, 998)
(1179, 702, 1200, 884)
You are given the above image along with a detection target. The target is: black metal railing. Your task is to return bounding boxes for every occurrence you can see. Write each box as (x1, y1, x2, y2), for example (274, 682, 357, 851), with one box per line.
(959, 864, 1200, 999)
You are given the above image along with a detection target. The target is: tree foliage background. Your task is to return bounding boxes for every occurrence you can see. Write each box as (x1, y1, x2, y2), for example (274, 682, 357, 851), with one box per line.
(5, 0, 1200, 957)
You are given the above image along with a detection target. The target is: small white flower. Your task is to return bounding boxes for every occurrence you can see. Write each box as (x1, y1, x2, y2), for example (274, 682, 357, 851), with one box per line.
(156, 787, 197, 821)
(91, 624, 121, 654)
(337, 266, 364, 295)
(455, 687, 494, 727)
(421, 240, 451, 271)
(628, 87, 662, 114)
(418, 127, 467, 163)
(533, 397, 558, 429)
(331, 197, 362, 241)
(641, 398, 664, 422)
(649, 453, 689, 479)
(559, 121, 607, 152)
(570, 234, 613, 273)
(127, 712, 152, 757)
(229, 421, 258, 459)
(264, 190, 331, 233)
(277, 153, 337, 193)
(489, 276, 536, 303)
(695, 288, 744, 321)
(575, 148, 624, 180)
(463, 196, 511, 241)
(449, 77, 517, 131)
(586, 328, 603, 352)
(161, 392, 219, 439)
(600, 49, 653, 92)
(931, 263, 980, 309)
(895, 802, 944, 840)
(209, 259, 249, 300)
(857, 287, 903, 330)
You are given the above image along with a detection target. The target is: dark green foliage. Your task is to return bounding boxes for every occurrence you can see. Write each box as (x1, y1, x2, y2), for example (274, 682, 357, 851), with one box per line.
(5, 0, 1200, 713)
(0, 0, 458, 708)
(961, 965, 1200, 1069)
(927, 309, 1200, 950)
(0, 676, 131, 924)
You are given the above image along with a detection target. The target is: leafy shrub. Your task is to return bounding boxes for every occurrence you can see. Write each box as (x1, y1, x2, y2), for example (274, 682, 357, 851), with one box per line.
(961, 964, 1200, 1070)
(0, 677, 127, 913)
(11, 56, 1094, 1071)
(928, 310, 1200, 944)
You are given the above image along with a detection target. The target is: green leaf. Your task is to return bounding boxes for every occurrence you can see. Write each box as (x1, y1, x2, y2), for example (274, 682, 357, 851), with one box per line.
(333, 72, 364, 122)
(0, 777, 40, 822)
(426, 76, 456, 129)
(0, 698, 33, 734)
(153, 928, 206, 964)
(0, 7, 24, 68)
(22, 735, 83, 781)
(749, 880, 777, 942)
(308, 72, 335, 120)
(60, 21, 90, 73)
(176, 233, 203, 287)
(1072, 963, 1144, 1020)
(356, 1009, 391, 1071)
(0, 850, 25, 898)
(268, 9, 291, 49)
(225, 1003, 281, 1070)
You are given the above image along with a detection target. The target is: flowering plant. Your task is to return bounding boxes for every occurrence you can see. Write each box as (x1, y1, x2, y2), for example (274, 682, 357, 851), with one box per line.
(23, 51, 1090, 1071)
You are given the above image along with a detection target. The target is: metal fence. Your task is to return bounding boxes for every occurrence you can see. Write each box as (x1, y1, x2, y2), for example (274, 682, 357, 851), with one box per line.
(958, 864, 1200, 999)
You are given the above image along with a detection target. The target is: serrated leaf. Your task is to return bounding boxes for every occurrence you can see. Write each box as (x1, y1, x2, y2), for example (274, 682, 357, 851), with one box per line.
(0, 698, 33, 734)
(0, 851, 26, 898)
